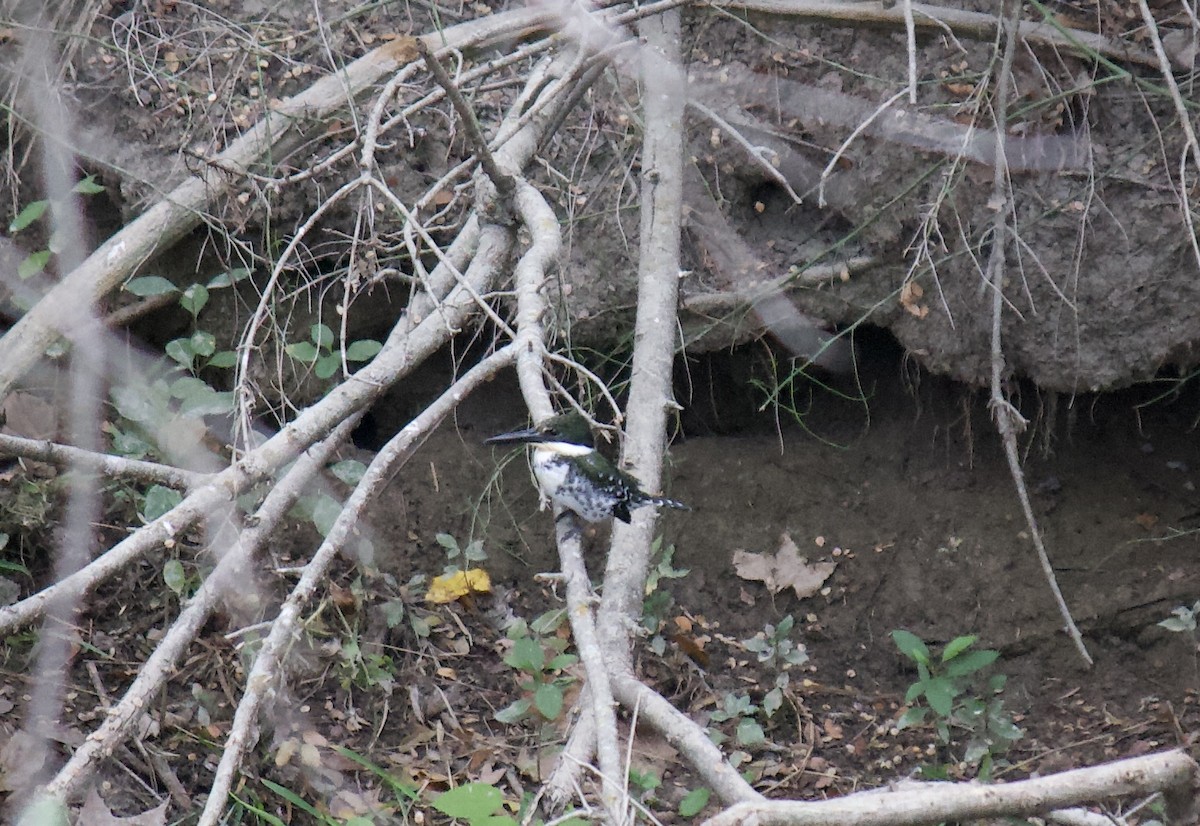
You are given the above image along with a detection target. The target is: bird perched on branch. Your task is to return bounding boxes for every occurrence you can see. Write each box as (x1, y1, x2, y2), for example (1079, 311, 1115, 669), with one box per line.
(486, 411, 689, 524)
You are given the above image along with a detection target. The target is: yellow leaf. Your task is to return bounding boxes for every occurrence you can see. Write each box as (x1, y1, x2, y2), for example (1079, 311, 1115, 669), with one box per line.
(424, 569, 492, 604)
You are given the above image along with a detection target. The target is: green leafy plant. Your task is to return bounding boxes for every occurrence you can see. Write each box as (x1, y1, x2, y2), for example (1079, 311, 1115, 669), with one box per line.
(741, 614, 808, 672)
(678, 786, 711, 818)
(123, 267, 250, 407)
(432, 782, 516, 826)
(326, 576, 396, 693)
(642, 537, 689, 653)
(708, 691, 766, 753)
(105, 267, 253, 521)
(495, 611, 578, 723)
(436, 531, 488, 574)
(626, 767, 662, 804)
(162, 557, 201, 601)
(285, 322, 382, 380)
(8, 175, 105, 281)
(281, 459, 371, 546)
(1158, 601, 1200, 682)
(336, 633, 396, 693)
(892, 629, 1023, 778)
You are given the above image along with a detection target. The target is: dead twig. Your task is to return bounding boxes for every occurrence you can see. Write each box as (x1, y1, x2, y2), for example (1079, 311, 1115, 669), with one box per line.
(983, 5, 1092, 666)
(1134, 0, 1200, 275)
(415, 38, 516, 199)
(0, 433, 207, 491)
(701, 751, 1198, 826)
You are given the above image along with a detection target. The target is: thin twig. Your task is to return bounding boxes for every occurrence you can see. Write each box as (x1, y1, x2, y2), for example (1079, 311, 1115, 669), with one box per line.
(690, 101, 804, 204)
(415, 38, 516, 200)
(1137, 0, 1200, 172)
(902, 0, 918, 103)
(818, 88, 906, 208)
(983, 4, 1092, 666)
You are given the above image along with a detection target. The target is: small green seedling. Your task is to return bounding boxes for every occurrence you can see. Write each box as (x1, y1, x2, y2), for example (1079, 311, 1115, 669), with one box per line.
(709, 691, 765, 750)
(286, 322, 382, 380)
(9, 175, 106, 280)
(741, 614, 809, 672)
(892, 629, 1023, 779)
(495, 612, 578, 723)
(433, 782, 517, 826)
(436, 532, 488, 574)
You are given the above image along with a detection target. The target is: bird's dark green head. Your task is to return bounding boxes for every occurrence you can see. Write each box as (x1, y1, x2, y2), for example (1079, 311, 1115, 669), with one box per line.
(485, 411, 596, 449)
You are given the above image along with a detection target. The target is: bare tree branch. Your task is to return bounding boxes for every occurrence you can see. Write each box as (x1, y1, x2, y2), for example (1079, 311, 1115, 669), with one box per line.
(983, 5, 1091, 666)
(701, 751, 1199, 826)
(0, 433, 206, 491)
(195, 345, 516, 826)
(39, 412, 363, 802)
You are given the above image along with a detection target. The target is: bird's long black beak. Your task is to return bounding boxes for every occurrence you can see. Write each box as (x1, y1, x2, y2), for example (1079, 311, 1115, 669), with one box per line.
(485, 425, 547, 446)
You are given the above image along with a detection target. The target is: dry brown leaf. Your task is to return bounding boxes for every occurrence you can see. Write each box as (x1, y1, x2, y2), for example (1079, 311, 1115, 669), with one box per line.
(899, 281, 929, 319)
(733, 533, 837, 599)
(76, 788, 169, 826)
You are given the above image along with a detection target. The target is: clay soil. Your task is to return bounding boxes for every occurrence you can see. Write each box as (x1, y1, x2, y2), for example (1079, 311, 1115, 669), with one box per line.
(258, 334, 1200, 817)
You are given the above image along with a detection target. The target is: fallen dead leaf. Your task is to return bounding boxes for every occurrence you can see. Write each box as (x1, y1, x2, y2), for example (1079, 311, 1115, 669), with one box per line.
(76, 788, 169, 826)
(425, 568, 491, 604)
(382, 35, 420, 64)
(899, 281, 929, 319)
(3, 390, 58, 441)
(733, 533, 837, 599)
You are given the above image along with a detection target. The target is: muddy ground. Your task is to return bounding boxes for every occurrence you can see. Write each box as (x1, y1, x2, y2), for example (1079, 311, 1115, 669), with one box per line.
(337, 330, 1200, 806)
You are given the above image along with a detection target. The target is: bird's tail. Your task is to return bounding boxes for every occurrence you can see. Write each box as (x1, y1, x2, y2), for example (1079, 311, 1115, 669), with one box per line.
(646, 495, 690, 512)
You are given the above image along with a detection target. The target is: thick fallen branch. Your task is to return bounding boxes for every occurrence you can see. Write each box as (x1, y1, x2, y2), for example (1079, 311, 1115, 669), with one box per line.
(0, 432, 206, 491)
(718, 0, 1163, 69)
(701, 751, 1199, 826)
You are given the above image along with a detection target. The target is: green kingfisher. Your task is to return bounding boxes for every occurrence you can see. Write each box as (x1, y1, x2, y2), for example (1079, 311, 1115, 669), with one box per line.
(486, 411, 689, 523)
